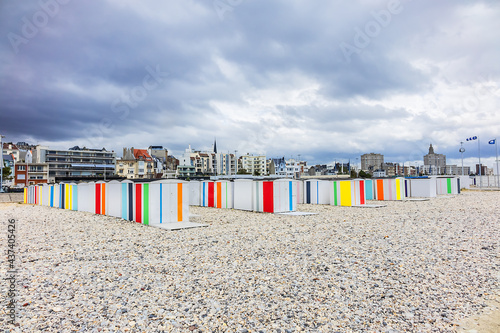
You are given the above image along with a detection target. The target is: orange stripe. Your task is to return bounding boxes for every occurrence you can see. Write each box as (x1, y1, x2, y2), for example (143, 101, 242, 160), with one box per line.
(217, 182, 222, 208)
(376, 179, 384, 200)
(101, 183, 106, 215)
(177, 183, 183, 221)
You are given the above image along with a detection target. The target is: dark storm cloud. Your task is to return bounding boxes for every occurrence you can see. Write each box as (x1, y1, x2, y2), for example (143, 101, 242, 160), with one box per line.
(1, 0, 499, 165)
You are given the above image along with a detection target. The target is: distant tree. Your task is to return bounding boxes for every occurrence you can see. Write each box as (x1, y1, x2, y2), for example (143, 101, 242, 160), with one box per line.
(253, 170, 261, 176)
(237, 168, 251, 175)
(358, 170, 372, 178)
(2, 166, 13, 180)
(350, 170, 358, 178)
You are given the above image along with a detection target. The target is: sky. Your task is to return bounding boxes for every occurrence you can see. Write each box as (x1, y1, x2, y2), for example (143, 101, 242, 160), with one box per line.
(1, 0, 499, 169)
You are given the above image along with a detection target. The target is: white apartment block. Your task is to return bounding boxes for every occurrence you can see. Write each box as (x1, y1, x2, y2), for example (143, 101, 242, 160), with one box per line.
(241, 154, 266, 175)
(285, 158, 301, 179)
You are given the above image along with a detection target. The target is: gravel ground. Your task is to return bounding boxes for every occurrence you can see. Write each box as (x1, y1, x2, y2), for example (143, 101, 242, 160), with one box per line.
(0, 191, 499, 332)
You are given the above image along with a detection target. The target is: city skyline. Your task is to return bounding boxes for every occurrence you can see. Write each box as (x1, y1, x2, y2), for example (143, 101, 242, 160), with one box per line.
(1, 1, 499, 168)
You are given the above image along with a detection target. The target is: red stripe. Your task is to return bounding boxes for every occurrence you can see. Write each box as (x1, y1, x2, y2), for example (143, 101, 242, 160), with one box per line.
(263, 181, 274, 213)
(208, 182, 214, 207)
(359, 181, 365, 205)
(95, 184, 101, 214)
(135, 184, 142, 223)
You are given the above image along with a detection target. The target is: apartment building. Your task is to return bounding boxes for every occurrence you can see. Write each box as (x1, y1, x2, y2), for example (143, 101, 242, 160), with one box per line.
(361, 153, 384, 173)
(177, 145, 236, 177)
(33, 145, 116, 181)
(116, 148, 154, 179)
(14, 163, 49, 186)
(241, 154, 266, 176)
(2, 143, 21, 162)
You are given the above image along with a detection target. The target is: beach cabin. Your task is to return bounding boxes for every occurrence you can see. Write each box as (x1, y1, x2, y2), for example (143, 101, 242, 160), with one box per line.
(106, 180, 123, 218)
(76, 182, 94, 213)
(252, 179, 297, 213)
(147, 180, 189, 225)
(435, 177, 460, 195)
(200, 181, 215, 207)
(404, 177, 437, 198)
(304, 180, 331, 205)
(330, 179, 366, 207)
(373, 178, 405, 201)
(188, 181, 201, 206)
(120, 180, 135, 221)
(214, 180, 234, 209)
(363, 179, 374, 200)
(295, 180, 304, 205)
(233, 179, 254, 211)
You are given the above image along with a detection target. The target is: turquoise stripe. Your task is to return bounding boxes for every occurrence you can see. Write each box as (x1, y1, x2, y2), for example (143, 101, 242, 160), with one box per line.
(121, 183, 127, 219)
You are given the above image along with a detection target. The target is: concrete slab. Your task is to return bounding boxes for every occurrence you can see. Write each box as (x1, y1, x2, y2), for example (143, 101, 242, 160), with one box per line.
(0, 193, 23, 203)
(352, 204, 387, 208)
(276, 212, 318, 216)
(148, 222, 208, 231)
(405, 198, 430, 201)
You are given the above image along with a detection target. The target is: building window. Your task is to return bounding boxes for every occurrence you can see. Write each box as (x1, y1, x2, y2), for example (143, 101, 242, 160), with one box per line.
(17, 165, 25, 171)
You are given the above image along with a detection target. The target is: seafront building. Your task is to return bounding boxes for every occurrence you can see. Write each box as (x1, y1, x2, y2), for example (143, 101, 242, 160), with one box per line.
(423, 144, 446, 175)
(361, 153, 384, 173)
(32, 145, 116, 182)
(116, 148, 155, 179)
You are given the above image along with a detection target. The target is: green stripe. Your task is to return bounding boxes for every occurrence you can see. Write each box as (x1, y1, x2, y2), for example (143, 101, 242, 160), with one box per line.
(447, 178, 451, 194)
(143, 183, 149, 225)
(333, 181, 338, 206)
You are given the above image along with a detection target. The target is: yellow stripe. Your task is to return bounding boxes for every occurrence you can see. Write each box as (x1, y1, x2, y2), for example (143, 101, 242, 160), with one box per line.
(177, 183, 183, 221)
(340, 181, 352, 206)
(396, 179, 401, 200)
(24, 188, 27, 204)
(65, 184, 69, 209)
(101, 183, 106, 215)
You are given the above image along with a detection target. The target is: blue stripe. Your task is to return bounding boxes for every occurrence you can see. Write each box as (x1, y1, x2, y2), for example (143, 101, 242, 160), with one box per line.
(316, 181, 319, 204)
(122, 183, 127, 219)
(50, 186, 54, 207)
(203, 182, 206, 206)
(160, 183, 163, 224)
(128, 183, 133, 220)
(289, 181, 292, 211)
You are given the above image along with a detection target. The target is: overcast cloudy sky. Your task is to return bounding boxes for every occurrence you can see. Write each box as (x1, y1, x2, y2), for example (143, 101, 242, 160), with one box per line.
(1, 0, 499, 168)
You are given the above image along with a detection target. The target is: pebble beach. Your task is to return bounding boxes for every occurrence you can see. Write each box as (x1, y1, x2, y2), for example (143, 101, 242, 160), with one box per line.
(1, 191, 499, 332)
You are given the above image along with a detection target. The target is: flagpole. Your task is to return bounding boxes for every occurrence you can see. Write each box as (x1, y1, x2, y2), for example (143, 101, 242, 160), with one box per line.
(495, 139, 499, 188)
(478, 137, 482, 189)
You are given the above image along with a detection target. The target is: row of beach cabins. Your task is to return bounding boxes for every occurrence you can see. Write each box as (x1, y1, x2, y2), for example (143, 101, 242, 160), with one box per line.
(24, 176, 471, 227)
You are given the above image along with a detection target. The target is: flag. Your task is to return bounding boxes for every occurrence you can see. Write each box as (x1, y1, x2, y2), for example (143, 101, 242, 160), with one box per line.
(489, 139, 496, 144)
(466, 136, 478, 141)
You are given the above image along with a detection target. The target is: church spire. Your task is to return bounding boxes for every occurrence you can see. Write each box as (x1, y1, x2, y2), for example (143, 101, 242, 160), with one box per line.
(429, 143, 434, 154)
(213, 138, 217, 153)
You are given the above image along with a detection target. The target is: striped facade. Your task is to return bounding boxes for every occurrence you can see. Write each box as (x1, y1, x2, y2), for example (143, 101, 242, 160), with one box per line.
(330, 179, 366, 207)
(24, 180, 189, 225)
(373, 178, 405, 201)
